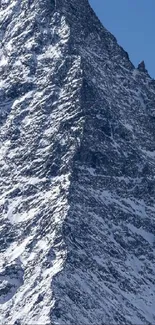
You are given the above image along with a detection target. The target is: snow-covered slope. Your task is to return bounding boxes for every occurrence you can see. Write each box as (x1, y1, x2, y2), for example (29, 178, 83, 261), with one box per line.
(0, 0, 155, 324)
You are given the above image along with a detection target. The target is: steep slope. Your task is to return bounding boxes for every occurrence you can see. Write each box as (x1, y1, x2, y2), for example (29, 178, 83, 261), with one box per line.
(0, 0, 155, 324)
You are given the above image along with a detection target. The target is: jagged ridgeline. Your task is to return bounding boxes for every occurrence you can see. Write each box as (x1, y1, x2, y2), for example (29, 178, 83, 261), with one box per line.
(0, 0, 155, 324)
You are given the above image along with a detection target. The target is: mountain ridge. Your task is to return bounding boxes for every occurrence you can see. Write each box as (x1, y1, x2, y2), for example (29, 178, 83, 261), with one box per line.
(0, 0, 155, 324)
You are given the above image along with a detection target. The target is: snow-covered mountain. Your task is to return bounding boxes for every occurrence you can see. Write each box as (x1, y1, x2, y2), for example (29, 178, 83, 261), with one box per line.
(0, 0, 155, 324)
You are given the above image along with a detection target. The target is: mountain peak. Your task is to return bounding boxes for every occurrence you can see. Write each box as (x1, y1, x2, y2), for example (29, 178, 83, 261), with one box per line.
(0, 1, 155, 324)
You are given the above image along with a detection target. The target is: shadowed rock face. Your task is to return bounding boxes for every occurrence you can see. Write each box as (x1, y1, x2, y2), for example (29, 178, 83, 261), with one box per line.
(0, 1, 155, 324)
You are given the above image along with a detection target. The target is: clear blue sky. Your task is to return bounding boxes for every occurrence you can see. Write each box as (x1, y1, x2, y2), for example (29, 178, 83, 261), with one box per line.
(89, 0, 155, 78)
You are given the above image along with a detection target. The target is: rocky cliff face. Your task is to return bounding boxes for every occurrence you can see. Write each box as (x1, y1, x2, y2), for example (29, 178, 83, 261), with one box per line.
(0, 1, 155, 324)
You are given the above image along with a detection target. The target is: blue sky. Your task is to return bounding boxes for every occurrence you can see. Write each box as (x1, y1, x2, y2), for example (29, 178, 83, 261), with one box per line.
(89, 0, 155, 78)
